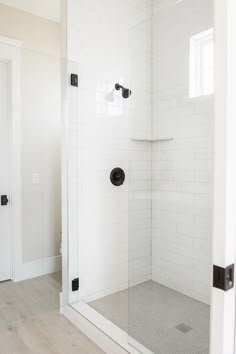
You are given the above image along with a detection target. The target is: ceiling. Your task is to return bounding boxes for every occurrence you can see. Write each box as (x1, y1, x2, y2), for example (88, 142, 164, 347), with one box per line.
(0, 0, 60, 23)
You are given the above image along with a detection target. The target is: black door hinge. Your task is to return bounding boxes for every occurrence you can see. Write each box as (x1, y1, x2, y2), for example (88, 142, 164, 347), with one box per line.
(1, 195, 9, 206)
(213, 264, 234, 291)
(71, 74, 78, 87)
(72, 278, 79, 291)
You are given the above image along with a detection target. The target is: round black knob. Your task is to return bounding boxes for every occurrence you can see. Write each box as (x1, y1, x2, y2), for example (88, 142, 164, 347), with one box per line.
(110, 168, 125, 186)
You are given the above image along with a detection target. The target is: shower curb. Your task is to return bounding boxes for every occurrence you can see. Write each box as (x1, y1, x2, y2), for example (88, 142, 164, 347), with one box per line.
(61, 304, 152, 354)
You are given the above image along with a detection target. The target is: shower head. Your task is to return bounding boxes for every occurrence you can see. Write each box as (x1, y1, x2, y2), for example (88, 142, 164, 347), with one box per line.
(115, 83, 132, 99)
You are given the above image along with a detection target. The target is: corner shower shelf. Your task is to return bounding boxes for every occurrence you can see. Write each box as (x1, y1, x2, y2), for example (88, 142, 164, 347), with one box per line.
(131, 137, 174, 142)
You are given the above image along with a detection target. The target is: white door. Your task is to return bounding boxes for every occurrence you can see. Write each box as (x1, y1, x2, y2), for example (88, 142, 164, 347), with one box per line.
(0, 59, 11, 282)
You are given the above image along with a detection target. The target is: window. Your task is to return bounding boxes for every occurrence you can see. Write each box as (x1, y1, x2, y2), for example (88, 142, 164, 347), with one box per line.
(189, 28, 214, 98)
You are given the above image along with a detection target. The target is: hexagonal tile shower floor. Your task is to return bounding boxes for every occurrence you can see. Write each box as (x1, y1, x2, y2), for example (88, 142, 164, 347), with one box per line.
(89, 281, 210, 354)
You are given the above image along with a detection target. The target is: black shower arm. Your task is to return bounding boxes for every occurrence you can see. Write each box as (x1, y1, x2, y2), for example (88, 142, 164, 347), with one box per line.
(115, 83, 124, 91)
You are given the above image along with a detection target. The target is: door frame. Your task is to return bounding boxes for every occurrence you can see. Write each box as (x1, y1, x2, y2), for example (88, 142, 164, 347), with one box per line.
(210, 1, 236, 353)
(0, 36, 22, 282)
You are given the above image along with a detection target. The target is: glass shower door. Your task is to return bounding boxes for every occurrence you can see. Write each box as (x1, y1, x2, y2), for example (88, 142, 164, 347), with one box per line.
(66, 55, 131, 311)
(128, 14, 153, 354)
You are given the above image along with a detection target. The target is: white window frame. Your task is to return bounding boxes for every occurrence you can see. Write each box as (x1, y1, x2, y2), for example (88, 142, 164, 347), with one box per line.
(189, 28, 214, 98)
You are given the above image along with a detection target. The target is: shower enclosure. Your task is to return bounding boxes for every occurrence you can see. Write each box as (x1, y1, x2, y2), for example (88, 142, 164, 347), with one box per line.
(61, 0, 236, 353)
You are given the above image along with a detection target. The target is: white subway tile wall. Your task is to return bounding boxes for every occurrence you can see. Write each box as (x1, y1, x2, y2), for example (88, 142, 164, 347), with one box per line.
(151, 0, 213, 304)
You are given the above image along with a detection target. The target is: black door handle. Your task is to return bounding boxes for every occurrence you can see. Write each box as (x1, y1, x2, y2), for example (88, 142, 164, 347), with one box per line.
(1, 195, 9, 206)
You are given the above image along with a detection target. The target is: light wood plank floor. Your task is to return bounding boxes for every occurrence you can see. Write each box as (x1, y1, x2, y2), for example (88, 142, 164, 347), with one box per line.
(0, 273, 104, 354)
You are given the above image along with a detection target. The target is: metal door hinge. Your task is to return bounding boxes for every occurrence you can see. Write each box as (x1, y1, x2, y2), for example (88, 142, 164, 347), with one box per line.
(213, 264, 234, 291)
(72, 278, 79, 292)
(1, 195, 9, 206)
(71, 74, 78, 87)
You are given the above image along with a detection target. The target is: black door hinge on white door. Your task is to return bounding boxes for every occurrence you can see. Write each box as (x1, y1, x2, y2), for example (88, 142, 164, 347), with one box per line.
(1, 195, 8, 206)
(72, 278, 79, 291)
(71, 74, 78, 87)
(213, 264, 234, 291)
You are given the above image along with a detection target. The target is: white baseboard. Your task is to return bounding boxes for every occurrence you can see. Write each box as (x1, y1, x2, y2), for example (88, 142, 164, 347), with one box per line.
(13, 255, 62, 282)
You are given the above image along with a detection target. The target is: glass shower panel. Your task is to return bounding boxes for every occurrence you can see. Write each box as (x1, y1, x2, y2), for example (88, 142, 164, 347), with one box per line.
(128, 1, 213, 353)
(67, 57, 130, 312)
(128, 16, 153, 353)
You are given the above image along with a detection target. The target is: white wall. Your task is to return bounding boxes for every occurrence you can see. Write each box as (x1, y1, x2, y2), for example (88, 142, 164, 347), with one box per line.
(66, 0, 152, 301)
(0, 4, 61, 280)
(151, 0, 213, 304)
(21, 50, 61, 265)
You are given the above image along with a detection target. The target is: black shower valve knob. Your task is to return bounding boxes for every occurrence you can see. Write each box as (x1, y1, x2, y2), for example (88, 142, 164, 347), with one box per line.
(110, 168, 125, 186)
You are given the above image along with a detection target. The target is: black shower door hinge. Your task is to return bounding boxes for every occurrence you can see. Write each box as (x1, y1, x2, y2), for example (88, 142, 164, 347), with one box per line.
(72, 278, 79, 291)
(71, 73, 78, 87)
(213, 264, 234, 291)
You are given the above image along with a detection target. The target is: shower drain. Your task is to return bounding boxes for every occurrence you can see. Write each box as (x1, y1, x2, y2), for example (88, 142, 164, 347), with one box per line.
(175, 323, 192, 334)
